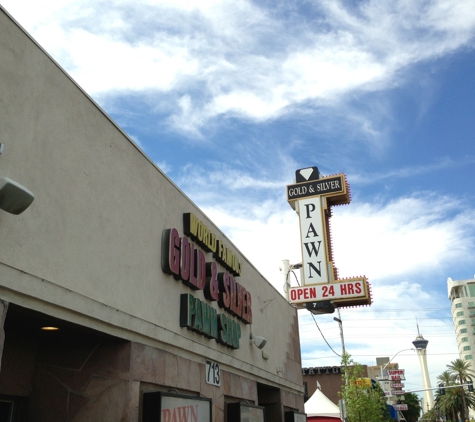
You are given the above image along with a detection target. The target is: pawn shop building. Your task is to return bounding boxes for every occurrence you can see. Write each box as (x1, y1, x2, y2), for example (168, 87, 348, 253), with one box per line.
(0, 6, 305, 422)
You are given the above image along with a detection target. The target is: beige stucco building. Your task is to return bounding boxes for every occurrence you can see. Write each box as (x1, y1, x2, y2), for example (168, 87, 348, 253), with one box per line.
(0, 6, 305, 421)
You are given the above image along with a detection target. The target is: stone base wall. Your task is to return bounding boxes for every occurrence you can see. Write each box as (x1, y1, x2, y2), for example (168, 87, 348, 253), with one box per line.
(0, 332, 133, 421)
(0, 332, 303, 422)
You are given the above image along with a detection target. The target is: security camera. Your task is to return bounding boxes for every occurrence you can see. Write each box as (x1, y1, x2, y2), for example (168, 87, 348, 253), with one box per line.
(0, 177, 35, 214)
(253, 336, 267, 350)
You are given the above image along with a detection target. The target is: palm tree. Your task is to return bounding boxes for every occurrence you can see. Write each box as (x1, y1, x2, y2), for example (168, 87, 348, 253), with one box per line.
(400, 392, 422, 422)
(436, 370, 457, 421)
(436, 385, 475, 422)
(437, 370, 456, 386)
(447, 358, 475, 421)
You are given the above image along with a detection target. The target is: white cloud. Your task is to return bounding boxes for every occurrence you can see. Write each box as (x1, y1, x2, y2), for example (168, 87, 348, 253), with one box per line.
(65, 29, 199, 94)
(331, 195, 475, 282)
(174, 159, 473, 393)
(178, 165, 286, 192)
(3, 0, 474, 136)
(187, 178, 470, 391)
(182, 174, 475, 293)
(128, 134, 145, 151)
(302, 327, 458, 397)
(3, 0, 471, 393)
(349, 157, 468, 185)
(155, 160, 172, 175)
(299, 281, 459, 394)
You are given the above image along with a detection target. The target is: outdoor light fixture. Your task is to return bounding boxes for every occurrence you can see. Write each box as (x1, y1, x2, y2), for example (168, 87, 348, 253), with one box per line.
(250, 333, 267, 350)
(379, 348, 415, 379)
(0, 145, 35, 215)
(0, 177, 35, 214)
(382, 349, 416, 370)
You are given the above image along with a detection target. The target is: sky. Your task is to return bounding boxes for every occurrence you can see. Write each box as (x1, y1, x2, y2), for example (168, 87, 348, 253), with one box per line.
(2, 0, 475, 405)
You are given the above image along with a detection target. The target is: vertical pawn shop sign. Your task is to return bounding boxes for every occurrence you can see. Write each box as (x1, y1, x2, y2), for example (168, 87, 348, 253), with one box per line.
(286, 167, 372, 312)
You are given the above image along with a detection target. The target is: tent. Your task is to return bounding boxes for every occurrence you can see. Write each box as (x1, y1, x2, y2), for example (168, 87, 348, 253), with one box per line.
(305, 388, 342, 422)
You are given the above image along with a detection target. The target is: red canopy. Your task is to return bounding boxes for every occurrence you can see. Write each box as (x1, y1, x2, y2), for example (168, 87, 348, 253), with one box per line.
(307, 417, 341, 422)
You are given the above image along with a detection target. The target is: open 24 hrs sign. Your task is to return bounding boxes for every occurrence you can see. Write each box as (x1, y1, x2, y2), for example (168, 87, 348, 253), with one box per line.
(288, 278, 369, 304)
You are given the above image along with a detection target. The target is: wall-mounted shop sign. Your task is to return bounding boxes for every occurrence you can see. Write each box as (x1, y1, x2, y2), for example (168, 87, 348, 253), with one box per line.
(285, 411, 306, 422)
(162, 213, 252, 349)
(352, 378, 373, 388)
(302, 366, 343, 375)
(286, 166, 372, 310)
(227, 402, 265, 422)
(143, 392, 211, 422)
(391, 383, 404, 389)
(380, 381, 391, 397)
(183, 213, 242, 276)
(387, 369, 405, 381)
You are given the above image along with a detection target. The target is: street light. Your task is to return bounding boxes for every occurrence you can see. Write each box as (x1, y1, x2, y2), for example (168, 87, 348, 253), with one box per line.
(333, 313, 346, 358)
(379, 348, 416, 422)
(334, 313, 348, 422)
(333, 312, 349, 390)
(380, 348, 416, 380)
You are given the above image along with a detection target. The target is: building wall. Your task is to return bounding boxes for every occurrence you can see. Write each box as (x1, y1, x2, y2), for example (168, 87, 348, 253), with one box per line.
(0, 5, 304, 421)
(366, 362, 398, 382)
(302, 365, 369, 405)
(448, 277, 475, 362)
(1, 328, 298, 421)
(1, 330, 133, 421)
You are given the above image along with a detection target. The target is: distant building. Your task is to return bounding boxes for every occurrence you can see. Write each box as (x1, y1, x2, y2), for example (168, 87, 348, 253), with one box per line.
(367, 357, 397, 381)
(367, 359, 401, 407)
(448, 276, 475, 361)
(302, 364, 368, 405)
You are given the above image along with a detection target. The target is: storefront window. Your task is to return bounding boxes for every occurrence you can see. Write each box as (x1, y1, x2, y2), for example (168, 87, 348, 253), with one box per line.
(143, 392, 211, 422)
(227, 402, 265, 422)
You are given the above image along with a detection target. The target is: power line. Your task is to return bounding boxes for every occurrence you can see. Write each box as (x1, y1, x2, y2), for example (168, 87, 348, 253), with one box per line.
(299, 319, 454, 326)
(302, 352, 459, 361)
(300, 335, 456, 342)
(300, 331, 452, 335)
(299, 307, 451, 313)
(309, 312, 341, 358)
(335, 307, 450, 312)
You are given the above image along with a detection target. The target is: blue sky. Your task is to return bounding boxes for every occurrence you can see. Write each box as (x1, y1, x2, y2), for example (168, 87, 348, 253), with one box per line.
(3, 0, 475, 398)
